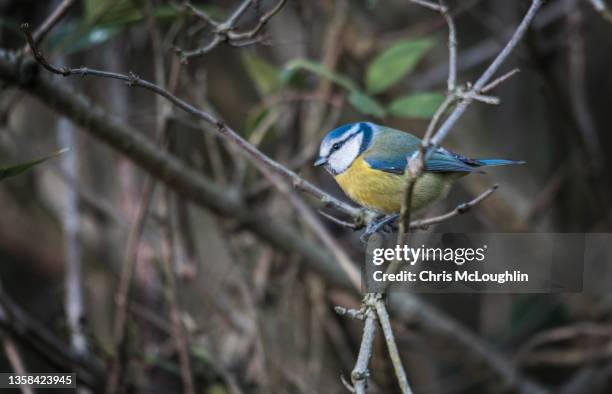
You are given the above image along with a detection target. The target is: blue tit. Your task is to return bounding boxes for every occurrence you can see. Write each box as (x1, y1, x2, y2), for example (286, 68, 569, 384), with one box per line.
(314, 122, 524, 214)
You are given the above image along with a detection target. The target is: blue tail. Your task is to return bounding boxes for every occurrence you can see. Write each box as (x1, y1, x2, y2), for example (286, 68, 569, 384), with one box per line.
(477, 159, 525, 167)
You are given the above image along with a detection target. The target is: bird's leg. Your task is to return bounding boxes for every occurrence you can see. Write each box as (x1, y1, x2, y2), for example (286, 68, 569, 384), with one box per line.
(360, 214, 400, 243)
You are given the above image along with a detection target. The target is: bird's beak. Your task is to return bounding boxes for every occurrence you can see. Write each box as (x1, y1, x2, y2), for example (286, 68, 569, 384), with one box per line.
(314, 157, 327, 167)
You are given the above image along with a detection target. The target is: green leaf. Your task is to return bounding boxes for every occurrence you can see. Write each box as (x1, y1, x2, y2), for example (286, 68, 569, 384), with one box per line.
(349, 92, 386, 118)
(282, 59, 387, 116)
(0, 148, 68, 181)
(242, 53, 281, 96)
(387, 92, 445, 119)
(366, 38, 435, 94)
(282, 59, 359, 92)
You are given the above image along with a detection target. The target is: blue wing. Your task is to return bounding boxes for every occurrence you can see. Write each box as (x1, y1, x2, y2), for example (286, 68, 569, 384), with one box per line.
(361, 126, 523, 174)
(364, 148, 477, 174)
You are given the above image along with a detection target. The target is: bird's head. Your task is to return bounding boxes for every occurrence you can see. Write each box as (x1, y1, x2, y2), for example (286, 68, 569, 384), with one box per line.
(315, 122, 376, 175)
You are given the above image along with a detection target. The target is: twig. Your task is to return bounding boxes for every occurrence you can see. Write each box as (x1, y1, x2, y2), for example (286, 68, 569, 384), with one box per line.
(439, 0, 457, 91)
(319, 210, 358, 230)
(20, 22, 363, 223)
(22, 0, 76, 52)
(177, 0, 287, 62)
(351, 298, 378, 394)
(410, 0, 446, 12)
(410, 184, 498, 229)
(374, 298, 413, 394)
(229, 0, 287, 41)
(481, 67, 520, 93)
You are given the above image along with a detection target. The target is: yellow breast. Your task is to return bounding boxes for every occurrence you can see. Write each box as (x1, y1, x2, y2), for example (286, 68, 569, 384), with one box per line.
(334, 156, 456, 214)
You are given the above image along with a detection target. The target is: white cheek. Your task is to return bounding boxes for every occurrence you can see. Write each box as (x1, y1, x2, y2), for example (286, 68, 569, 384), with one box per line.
(328, 134, 363, 174)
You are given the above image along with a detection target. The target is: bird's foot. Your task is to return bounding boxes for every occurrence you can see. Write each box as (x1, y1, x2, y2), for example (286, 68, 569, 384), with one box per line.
(360, 214, 400, 243)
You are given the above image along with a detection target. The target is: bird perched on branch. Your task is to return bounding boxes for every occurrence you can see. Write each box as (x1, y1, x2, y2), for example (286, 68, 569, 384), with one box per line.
(315, 122, 523, 237)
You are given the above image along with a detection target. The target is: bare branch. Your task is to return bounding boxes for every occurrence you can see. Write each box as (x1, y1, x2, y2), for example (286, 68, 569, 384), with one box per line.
(375, 299, 413, 394)
(184, 3, 219, 27)
(410, 0, 447, 12)
(351, 300, 378, 394)
(228, 0, 287, 41)
(410, 184, 499, 230)
(177, 0, 287, 62)
(319, 210, 359, 230)
(439, 0, 457, 91)
(22, 0, 76, 52)
(481, 67, 520, 93)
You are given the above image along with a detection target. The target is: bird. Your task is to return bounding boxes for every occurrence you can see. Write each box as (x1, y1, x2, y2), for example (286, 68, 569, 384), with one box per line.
(314, 122, 524, 237)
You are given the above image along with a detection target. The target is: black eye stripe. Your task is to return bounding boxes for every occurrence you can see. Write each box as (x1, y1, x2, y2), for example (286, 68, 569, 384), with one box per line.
(328, 131, 360, 154)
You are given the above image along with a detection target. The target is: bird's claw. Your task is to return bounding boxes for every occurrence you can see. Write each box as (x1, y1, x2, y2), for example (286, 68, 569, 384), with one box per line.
(360, 214, 400, 243)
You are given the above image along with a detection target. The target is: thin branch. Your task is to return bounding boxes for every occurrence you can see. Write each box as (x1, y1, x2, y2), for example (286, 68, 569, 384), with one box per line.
(177, 0, 287, 62)
(351, 300, 378, 394)
(481, 67, 520, 93)
(410, 0, 447, 12)
(184, 3, 218, 27)
(439, 0, 457, 91)
(374, 299, 413, 394)
(410, 184, 498, 229)
(319, 210, 359, 230)
(228, 0, 287, 41)
(22, 0, 76, 52)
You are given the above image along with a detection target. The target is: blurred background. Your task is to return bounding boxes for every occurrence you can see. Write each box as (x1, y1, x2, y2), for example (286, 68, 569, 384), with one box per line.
(1, 0, 612, 393)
